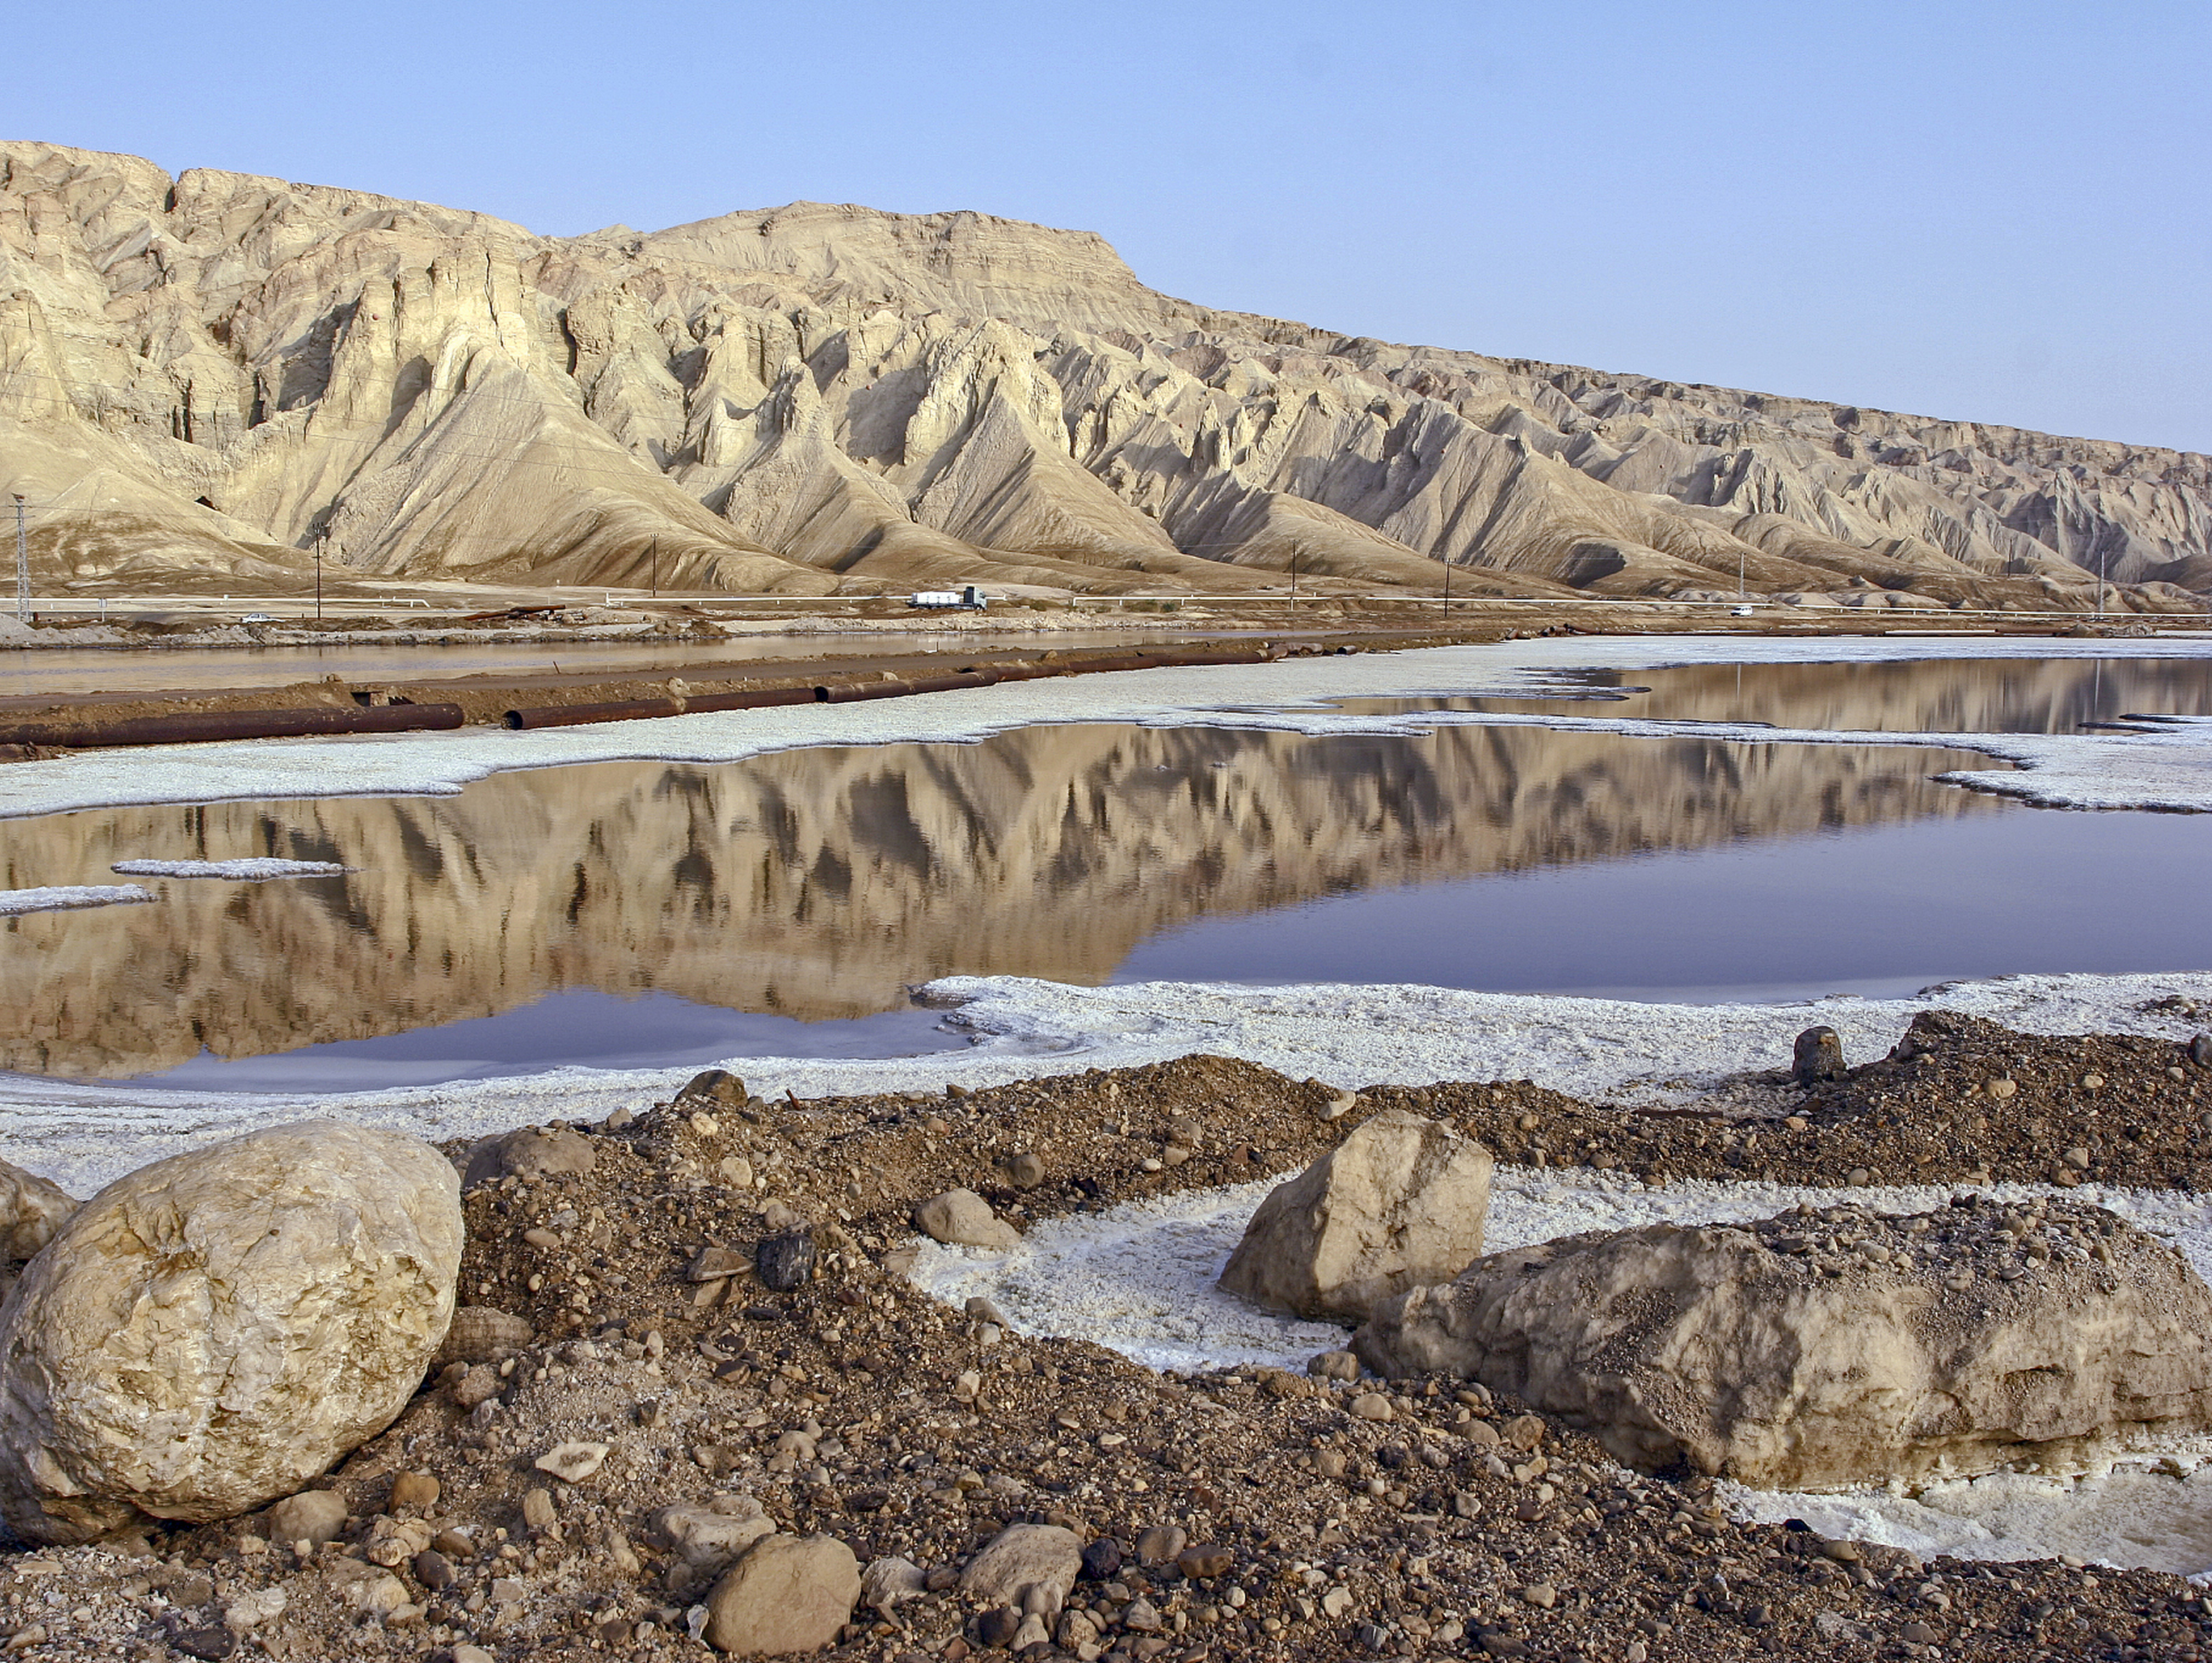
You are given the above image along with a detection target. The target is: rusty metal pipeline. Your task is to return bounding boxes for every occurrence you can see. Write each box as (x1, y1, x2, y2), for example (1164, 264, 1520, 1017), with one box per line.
(0, 703, 465, 750)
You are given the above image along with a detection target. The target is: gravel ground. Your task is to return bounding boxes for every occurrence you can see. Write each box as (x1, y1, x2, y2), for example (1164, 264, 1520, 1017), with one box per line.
(3, 1022, 2211, 1662)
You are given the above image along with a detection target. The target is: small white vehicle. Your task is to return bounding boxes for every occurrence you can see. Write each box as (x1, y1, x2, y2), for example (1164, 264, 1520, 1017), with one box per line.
(909, 586, 989, 611)
(1730, 604, 1756, 617)
(241, 612, 276, 624)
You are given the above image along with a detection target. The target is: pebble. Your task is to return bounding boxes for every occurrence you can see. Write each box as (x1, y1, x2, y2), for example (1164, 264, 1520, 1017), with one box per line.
(1135, 1525, 1187, 1565)
(1349, 1393, 1394, 1422)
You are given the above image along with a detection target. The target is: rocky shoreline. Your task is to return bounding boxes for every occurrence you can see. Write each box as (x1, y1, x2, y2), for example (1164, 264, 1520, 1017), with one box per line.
(1, 1018, 2210, 1662)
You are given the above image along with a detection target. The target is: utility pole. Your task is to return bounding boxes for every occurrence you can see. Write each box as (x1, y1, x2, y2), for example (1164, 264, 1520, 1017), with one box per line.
(315, 538, 325, 621)
(651, 537, 660, 599)
(1288, 555, 1297, 615)
(12, 495, 25, 621)
(1442, 560, 1451, 615)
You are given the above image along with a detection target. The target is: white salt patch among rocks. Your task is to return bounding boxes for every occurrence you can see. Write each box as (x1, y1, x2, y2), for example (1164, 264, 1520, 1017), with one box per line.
(0, 884, 154, 917)
(1726, 1465, 2212, 1581)
(111, 858, 346, 880)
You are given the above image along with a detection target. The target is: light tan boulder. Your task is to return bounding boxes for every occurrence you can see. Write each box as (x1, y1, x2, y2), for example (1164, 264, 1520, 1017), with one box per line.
(959, 1522, 1081, 1607)
(704, 1532, 861, 1654)
(913, 1189, 1020, 1251)
(1218, 1109, 1493, 1322)
(0, 1159, 76, 1265)
(1354, 1197, 2212, 1489)
(0, 1121, 463, 1543)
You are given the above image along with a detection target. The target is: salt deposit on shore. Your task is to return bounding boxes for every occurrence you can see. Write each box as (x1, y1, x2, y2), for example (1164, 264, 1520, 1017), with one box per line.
(109, 858, 347, 879)
(0, 884, 154, 917)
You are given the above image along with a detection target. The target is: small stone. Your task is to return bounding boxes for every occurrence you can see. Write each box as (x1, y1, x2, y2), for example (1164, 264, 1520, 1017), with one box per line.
(1121, 1596, 1163, 1632)
(2083, 1072, 2106, 1090)
(678, 1069, 748, 1110)
(1135, 1524, 1187, 1565)
(1987, 1078, 2018, 1100)
(703, 1534, 861, 1655)
(385, 1471, 438, 1515)
(1846, 1168, 1871, 1187)
(435, 1306, 533, 1367)
(756, 1232, 817, 1291)
(2065, 1147, 2093, 1170)
(965, 1296, 1013, 1328)
(974, 1606, 1024, 1649)
(1177, 1543, 1234, 1579)
(535, 1440, 610, 1482)
(265, 1489, 346, 1548)
(1320, 1586, 1354, 1617)
(690, 1247, 753, 1282)
(348, 1571, 411, 1617)
(412, 1549, 455, 1591)
(1307, 1350, 1361, 1382)
(1011, 1612, 1051, 1649)
(961, 1522, 1082, 1606)
(453, 1364, 501, 1408)
(1900, 1620, 1936, 1645)
(1004, 1153, 1046, 1189)
(1349, 1393, 1393, 1422)
(521, 1487, 558, 1532)
(860, 1555, 927, 1610)
(1519, 1583, 1556, 1609)
(522, 1226, 563, 1249)
(2190, 1034, 2212, 1067)
(1080, 1539, 1122, 1581)
(221, 1586, 286, 1634)
(452, 1643, 496, 1663)
(1501, 1414, 1547, 1450)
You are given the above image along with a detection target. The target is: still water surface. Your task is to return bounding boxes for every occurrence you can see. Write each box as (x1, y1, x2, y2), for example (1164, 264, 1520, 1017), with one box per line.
(2, 656, 2205, 1088)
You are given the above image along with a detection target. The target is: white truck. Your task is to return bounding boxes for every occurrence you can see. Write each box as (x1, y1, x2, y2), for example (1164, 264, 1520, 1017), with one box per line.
(908, 586, 988, 610)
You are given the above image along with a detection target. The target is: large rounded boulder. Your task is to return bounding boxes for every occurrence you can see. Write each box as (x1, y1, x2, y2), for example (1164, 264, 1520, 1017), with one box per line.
(0, 1121, 464, 1543)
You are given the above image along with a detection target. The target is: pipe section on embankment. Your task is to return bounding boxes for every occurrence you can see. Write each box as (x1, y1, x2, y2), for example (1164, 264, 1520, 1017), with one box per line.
(0, 703, 465, 750)
(500, 645, 1281, 730)
(3, 641, 1296, 751)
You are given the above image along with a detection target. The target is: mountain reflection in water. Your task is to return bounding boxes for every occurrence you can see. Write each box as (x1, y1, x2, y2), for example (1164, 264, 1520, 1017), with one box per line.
(1, 721, 2004, 1077)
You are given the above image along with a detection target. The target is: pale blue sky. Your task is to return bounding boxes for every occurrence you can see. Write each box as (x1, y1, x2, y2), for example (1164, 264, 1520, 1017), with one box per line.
(14, 1, 2209, 451)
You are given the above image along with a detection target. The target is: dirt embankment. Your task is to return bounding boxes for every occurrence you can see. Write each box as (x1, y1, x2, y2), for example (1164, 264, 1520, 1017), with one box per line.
(4, 1021, 2212, 1660)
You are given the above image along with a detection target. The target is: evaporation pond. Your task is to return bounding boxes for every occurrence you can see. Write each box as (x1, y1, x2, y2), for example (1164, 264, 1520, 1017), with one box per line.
(5, 691, 2208, 1088)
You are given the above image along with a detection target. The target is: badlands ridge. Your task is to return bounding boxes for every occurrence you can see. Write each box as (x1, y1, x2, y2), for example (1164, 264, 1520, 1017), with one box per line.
(1, 140, 2206, 611)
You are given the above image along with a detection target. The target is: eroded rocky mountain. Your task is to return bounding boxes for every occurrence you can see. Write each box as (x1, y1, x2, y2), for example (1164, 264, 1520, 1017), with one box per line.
(1, 140, 2205, 609)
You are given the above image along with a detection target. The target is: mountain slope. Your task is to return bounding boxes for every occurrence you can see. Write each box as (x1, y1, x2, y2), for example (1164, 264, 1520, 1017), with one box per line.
(1, 140, 2203, 610)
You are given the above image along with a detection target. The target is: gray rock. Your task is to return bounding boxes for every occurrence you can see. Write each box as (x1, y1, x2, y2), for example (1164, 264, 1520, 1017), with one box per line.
(678, 1069, 748, 1109)
(960, 1523, 1081, 1607)
(432, 1306, 533, 1369)
(1307, 1350, 1362, 1381)
(1356, 1198, 2212, 1487)
(265, 1489, 347, 1548)
(704, 1533, 860, 1655)
(2190, 1033, 2211, 1068)
(913, 1189, 1020, 1251)
(1135, 1524, 1187, 1565)
(1793, 1025, 1846, 1086)
(1004, 1152, 1046, 1189)
(463, 1126, 595, 1188)
(755, 1232, 816, 1292)
(656, 1500, 775, 1573)
(1220, 1109, 1493, 1322)
(858, 1555, 926, 1611)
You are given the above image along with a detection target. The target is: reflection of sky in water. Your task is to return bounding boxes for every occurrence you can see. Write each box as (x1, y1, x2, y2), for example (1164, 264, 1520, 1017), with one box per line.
(3, 654, 2210, 1087)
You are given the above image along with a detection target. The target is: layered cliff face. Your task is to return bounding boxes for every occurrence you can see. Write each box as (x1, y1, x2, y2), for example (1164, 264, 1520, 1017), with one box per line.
(0, 714, 1991, 1075)
(1, 140, 2205, 608)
